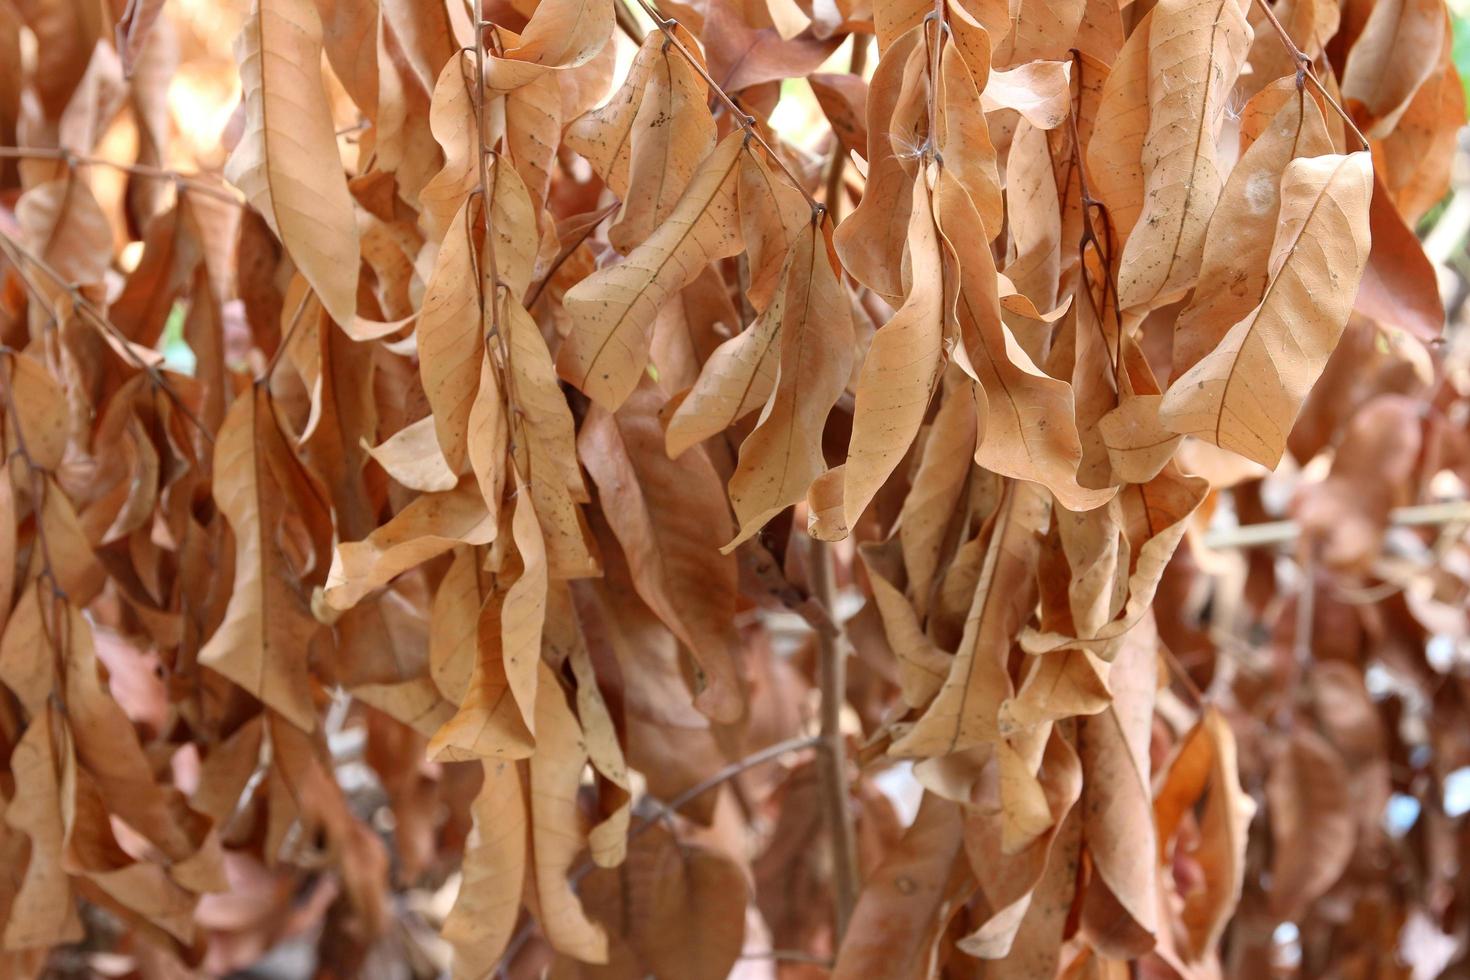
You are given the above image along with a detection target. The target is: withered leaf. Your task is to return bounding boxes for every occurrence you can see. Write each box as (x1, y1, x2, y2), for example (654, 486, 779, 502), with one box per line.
(225, 0, 361, 326)
(1160, 153, 1374, 467)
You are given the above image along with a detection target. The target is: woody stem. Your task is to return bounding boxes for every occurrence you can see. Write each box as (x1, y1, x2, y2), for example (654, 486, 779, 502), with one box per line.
(623, 0, 824, 214)
(812, 539, 861, 941)
(1250, 0, 1371, 150)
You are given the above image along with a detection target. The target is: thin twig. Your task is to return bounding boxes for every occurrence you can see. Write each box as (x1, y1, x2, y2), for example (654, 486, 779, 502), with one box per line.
(0, 145, 242, 204)
(1202, 501, 1470, 550)
(625, 0, 823, 214)
(471, 23, 521, 424)
(623, 733, 822, 839)
(1159, 639, 1205, 709)
(613, 0, 645, 43)
(740, 949, 836, 966)
(496, 734, 822, 975)
(922, 0, 947, 165)
(0, 231, 214, 444)
(259, 289, 312, 381)
(820, 36, 869, 220)
(1067, 50, 1124, 389)
(811, 540, 859, 942)
(1291, 547, 1317, 721)
(524, 202, 620, 309)
(1250, 0, 1370, 150)
(0, 350, 62, 598)
(473, 24, 501, 329)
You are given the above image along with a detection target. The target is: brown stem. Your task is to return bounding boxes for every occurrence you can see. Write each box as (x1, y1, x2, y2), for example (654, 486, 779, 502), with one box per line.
(613, 0, 644, 43)
(1293, 546, 1316, 670)
(820, 35, 870, 220)
(0, 349, 62, 597)
(473, 22, 501, 330)
(1202, 500, 1470, 549)
(0, 231, 214, 444)
(1159, 639, 1205, 709)
(259, 289, 311, 381)
(740, 949, 836, 966)
(524, 202, 620, 309)
(923, 0, 948, 163)
(626, 733, 822, 833)
(472, 21, 520, 421)
(0, 145, 241, 204)
(626, 0, 823, 214)
(1066, 50, 1124, 391)
(1250, 0, 1370, 150)
(811, 539, 860, 942)
(497, 734, 823, 975)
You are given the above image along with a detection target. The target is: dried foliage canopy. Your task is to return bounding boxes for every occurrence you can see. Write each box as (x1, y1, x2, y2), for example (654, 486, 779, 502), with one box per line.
(0, 0, 1465, 974)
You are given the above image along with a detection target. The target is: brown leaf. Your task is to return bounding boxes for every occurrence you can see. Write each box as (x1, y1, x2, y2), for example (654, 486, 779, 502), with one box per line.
(1160, 152, 1374, 467)
(1341, 0, 1446, 137)
(608, 42, 715, 253)
(1114, 0, 1252, 310)
(200, 387, 330, 731)
(1085, 10, 1153, 249)
(4, 704, 83, 950)
(431, 484, 544, 765)
(529, 662, 607, 963)
(936, 169, 1113, 512)
(1153, 707, 1255, 961)
(504, 0, 613, 70)
(442, 760, 528, 978)
(1077, 617, 1159, 957)
(1265, 727, 1356, 921)
(843, 177, 944, 530)
(17, 173, 112, 289)
(833, 25, 926, 303)
(1354, 167, 1445, 343)
(623, 825, 747, 979)
(225, 0, 361, 326)
(579, 383, 744, 722)
(559, 132, 745, 410)
(1292, 394, 1421, 571)
(565, 32, 665, 198)
(810, 72, 870, 161)
(728, 218, 854, 546)
(1171, 80, 1333, 378)
(704, 0, 843, 92)
(833, 793, 970, 980)
(890, 482, 1048, 757)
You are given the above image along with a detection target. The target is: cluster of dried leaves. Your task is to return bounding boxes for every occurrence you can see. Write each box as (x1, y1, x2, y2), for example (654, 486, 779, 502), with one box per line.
(0, 0, 1466, 974)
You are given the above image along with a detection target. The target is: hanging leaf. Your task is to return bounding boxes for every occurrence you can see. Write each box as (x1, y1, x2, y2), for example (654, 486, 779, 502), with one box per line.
(225, 0, 362, 326)
(1160, 153, 1374, 467)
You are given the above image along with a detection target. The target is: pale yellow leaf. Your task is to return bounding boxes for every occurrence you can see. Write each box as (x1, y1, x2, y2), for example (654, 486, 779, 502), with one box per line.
(365, 415, 459, 493)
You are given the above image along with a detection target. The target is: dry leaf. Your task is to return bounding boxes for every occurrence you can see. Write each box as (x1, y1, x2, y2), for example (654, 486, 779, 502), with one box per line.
(1160, 153, 1373, 466)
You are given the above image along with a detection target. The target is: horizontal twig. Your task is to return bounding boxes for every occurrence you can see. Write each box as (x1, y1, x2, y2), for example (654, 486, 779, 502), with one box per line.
(741, 948, 835, 966)
(0, 145, 242, 204)
(496, 733, 821, 975)
(1203, 501, 1470, 550)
